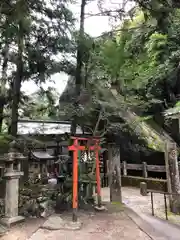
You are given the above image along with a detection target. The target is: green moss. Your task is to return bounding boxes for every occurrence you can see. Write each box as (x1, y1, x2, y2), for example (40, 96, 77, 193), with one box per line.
(112, 201, 123, 207)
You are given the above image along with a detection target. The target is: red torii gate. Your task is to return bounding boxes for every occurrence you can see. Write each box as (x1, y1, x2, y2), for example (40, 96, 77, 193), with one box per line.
(68, 136, 102, 222)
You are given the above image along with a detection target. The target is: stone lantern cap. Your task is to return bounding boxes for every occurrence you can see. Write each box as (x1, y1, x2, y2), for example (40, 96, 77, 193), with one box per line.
(9, 140, 17, 148)
(3, 140, 27, 163)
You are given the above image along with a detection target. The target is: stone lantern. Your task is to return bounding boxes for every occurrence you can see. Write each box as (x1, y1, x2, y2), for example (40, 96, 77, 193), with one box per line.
(1, 141, 25, 227)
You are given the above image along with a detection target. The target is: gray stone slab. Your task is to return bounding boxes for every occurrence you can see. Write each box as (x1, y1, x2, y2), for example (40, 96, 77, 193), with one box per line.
(124, 206, 172, 240)
(41, 215, 82, 230)
(0, 216, 25, 228)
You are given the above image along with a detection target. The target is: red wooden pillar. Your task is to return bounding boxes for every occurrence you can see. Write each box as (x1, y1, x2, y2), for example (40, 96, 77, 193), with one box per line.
(69, 136, 102, 219)
(68, 138, 79, 222)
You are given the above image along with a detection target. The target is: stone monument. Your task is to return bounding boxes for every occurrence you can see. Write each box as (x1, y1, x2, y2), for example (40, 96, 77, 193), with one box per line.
(1, 141, 25, 227)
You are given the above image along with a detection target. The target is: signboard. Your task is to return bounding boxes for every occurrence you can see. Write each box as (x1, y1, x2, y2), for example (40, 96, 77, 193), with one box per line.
(17, 120, 89, 135)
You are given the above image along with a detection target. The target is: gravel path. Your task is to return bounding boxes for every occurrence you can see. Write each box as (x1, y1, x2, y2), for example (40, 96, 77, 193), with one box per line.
(122, 187, 165, 215)
(103, 187, 180, 224)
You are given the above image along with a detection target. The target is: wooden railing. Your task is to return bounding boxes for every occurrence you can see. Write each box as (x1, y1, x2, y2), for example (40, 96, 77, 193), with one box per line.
(121, 161, 166, 178)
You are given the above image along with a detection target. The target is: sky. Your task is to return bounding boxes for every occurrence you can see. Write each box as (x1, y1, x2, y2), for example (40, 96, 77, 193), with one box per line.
(21, 0, 134, 96)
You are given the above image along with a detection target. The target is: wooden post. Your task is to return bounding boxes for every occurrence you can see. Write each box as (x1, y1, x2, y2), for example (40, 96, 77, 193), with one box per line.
(122, 161, 127, 176)
(140, 182, 147, 196)
(95, 141, 102, 207)
(165, 142, 180, 213)
(108, 144, 122, 203)
(164, 142, 172, 206)
(142, 162, 148, 178)
(108, 145, 113, 202)
(113, 146, 122, 203)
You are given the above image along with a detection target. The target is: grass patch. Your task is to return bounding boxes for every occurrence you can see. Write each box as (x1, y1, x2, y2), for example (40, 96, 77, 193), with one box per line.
(112, 201, 123, 206)
(110, 201, 124, 211)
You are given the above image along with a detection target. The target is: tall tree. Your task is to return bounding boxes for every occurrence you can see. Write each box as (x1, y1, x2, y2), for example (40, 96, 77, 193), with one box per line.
(11, 0, 26, 136)
(71, 0, 86, 134)
(0, 20, 9, 132)
(0, 0, 75, 135)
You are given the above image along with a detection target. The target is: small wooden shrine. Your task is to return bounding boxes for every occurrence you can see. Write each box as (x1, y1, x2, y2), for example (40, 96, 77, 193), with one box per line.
(17, 119, 106, 181)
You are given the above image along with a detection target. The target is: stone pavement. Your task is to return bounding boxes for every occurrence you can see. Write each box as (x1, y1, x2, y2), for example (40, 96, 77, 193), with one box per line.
(3, 186, 180, 240)
(1, 188, 151, 240)
(28, 207, 151, 240)
(0, 218, 45, 240)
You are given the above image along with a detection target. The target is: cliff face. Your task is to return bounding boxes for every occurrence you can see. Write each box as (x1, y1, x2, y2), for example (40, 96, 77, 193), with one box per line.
(59, 79, 178, 152)
(118, 110, 174, 152)
(59, 76, 76, 105)
(172, 0, 180, 7)
(59, 77, 76, 120)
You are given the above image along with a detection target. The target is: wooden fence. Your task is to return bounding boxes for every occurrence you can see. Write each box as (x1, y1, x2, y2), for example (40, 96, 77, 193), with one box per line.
(121, 161, 167, 178)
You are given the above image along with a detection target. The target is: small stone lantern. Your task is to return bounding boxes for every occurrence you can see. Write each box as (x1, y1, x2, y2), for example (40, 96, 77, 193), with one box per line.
(1, 141, 25, 227)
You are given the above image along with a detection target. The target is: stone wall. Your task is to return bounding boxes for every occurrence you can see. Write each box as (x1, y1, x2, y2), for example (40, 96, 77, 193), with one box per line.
(122, 176, 167, 192)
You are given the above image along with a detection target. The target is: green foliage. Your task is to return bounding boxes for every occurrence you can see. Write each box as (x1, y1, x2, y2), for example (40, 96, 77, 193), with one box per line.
(21, 87, 59, 120)
(100, 9, 180, 113)
(64, 7, 180, 151)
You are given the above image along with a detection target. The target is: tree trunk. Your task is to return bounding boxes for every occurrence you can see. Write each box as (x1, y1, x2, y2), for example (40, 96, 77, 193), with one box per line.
(11, 22, 24, 137)
(70, 0, 86, 135)
(0, 36, 9, 133)
(0, 100, 5, 133)
(108, 145, 113, 202)
(108, 144, 122, 203)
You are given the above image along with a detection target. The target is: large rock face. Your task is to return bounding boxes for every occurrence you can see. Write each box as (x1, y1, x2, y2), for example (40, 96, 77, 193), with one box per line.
(170, 0, 180, 7)
(59, 76, 76, 120)
(59, 77, 76, 105)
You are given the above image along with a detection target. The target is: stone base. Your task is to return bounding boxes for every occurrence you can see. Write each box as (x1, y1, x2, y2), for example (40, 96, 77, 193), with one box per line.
(94, 205, 107, 211)
(0, 215, 25, 227)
